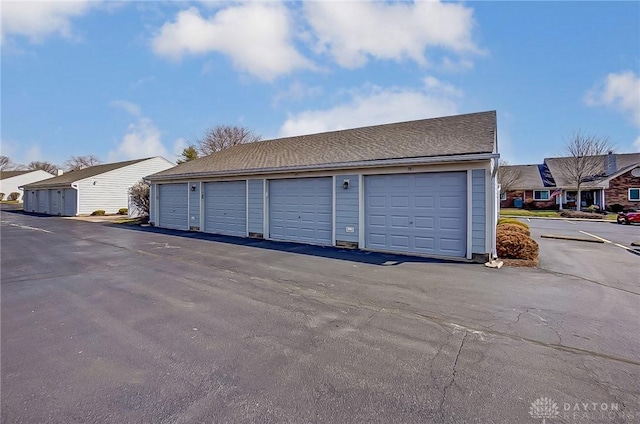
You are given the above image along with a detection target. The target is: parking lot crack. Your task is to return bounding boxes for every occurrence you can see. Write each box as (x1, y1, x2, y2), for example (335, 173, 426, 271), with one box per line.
(438, 331, 467, 416)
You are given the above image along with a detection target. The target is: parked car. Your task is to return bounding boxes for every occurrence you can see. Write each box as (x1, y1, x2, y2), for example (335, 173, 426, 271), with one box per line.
(616, 211, 640, 225)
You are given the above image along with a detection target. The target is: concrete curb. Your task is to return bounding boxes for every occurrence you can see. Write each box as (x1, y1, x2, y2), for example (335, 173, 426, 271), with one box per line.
(631, 242, 640, 247)
(501, 215, 614, 223)
(540, 234, 605, 243)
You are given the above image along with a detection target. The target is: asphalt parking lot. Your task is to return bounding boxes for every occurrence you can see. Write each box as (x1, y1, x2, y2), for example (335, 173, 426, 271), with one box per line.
(2, 208, 639, 423)
(522, 218, 640, 294)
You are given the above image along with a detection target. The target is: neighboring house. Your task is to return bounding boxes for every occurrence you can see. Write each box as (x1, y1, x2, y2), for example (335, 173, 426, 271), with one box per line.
(0, 170, 55, 202)
(147, 111, 500, 262)
(22, 157, 174, 216)
(500, 152, 640, 210)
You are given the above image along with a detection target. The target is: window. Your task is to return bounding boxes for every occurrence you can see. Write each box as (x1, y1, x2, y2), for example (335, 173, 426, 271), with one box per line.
(533, 190, 550, 201)
(629, 188, 640, 201)
(500, 192, 507, 201)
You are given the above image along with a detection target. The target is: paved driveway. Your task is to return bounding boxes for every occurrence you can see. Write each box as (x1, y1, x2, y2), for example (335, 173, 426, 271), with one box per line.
(521, 218, 640, 294)
(2, 209, 639, 423)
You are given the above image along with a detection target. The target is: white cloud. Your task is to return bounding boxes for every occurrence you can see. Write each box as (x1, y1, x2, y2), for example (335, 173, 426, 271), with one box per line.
(1, 0, 93, 43)
(423, 76, 463, 97)
(151, 4, 312, 80)
(110, 100, 142, 117)
(304, 1, 479, 69)
(585, 71, 640, 126)
(109, 118, 169, 162)
(172, 137, 188, 156)
(633, 135, 640, 152)
(278, 81, 460, 137)
(272, 81, 323, 106)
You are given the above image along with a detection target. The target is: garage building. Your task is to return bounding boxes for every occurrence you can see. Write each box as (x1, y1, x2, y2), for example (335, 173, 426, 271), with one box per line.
(147, 112, 500, 261)
(23, 157, 174, 216)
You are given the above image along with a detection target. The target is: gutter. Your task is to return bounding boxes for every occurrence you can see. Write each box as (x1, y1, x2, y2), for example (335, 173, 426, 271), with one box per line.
(146, 152, 499, 182)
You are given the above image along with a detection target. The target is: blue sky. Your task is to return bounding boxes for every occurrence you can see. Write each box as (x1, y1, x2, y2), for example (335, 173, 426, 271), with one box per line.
(2, 1, 639, 167)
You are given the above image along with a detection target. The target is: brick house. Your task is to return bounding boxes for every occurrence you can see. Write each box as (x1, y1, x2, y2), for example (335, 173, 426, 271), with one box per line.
(500, 152, 640, 211)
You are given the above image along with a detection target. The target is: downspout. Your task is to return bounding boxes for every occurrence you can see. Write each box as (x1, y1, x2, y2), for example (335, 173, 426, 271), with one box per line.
(491, 158, 499, 259)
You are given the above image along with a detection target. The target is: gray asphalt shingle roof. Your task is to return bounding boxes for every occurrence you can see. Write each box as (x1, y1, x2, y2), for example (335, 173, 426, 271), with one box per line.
(501, 165, 548, 189)
(0, 171, 31, 179)
(149, 111, 497, 179)
(545, 153, 640, 187)
(22, 158, 152, 189)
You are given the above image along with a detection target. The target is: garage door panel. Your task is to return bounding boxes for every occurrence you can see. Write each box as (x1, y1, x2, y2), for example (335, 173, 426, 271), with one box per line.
(204, 181, 246, 237)
(269, 177, 332, 245)
(365, 172, 466, 257)
(159, 184, 188, 230)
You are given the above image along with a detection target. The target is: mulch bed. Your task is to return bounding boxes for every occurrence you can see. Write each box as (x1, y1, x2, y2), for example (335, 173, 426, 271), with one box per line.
(500, 258, 539, 268)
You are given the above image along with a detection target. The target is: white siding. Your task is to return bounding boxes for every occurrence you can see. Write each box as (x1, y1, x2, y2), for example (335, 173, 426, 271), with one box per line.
(0, 171, 54, 202)
(75, 157, 173, 215)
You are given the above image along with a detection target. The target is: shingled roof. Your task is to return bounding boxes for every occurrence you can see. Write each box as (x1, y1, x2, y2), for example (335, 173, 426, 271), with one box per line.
(0, 170, 31, 179)
(149, 111, 497, 180)
(545, 153, 640, 187)
(22, 158, 152, 189)
(502, 164, 553, 189)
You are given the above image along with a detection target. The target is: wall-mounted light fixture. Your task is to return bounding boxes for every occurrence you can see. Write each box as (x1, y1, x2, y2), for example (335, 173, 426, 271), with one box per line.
(191, 185, 197, 191)
(342, 179, 350, 189)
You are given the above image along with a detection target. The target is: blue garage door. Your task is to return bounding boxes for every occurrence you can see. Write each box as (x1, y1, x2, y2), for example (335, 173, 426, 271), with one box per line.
(269, 177, 332, 245)
(159, 183, 188, 230)
(63, 188, 77, 216)
(49, 189, 62, 215)
(37, 190, 49, 214)
(204, 181, 246, 237)
(365, 172, 467, 257)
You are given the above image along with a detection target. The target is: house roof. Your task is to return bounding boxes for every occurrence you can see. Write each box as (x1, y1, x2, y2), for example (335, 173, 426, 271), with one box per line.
(149, 111, 497, 180)
(502, 164, 550, 189)
(22, 158, 153, 189)
(544, 153, 640, 187)
(0, 170, 31, 179)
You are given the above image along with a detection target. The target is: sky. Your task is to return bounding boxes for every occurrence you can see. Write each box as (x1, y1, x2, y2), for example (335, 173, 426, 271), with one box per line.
(1, 1, 639, 168)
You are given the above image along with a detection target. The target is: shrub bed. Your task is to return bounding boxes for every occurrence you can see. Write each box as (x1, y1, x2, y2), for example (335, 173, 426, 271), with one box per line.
(91, 210, 106, 216)
(497, 223, 530, 236)
(497, 218, 530, 229)
(496, 228, 539, 260)
(118, 208, 128, 215)
(559, 211, 604, 219)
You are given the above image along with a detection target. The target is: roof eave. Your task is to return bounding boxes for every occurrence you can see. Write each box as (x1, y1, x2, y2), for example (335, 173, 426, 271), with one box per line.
(146, 152, 498, 182)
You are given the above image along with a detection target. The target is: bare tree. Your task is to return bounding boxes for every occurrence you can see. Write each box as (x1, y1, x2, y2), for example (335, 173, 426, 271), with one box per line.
(177, 146, 199, 164)
(128, 181, 150, 217)
(497, 160, 523, 194)
(64, 155, 102, 171)
(0, 156, 24, 171)
(194, 125, 261, 156)
(27, 161, 59, 174)
(560, 132, 615, 211)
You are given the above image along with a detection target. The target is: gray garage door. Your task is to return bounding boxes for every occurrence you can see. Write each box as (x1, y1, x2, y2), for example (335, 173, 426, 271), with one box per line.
(204, 181, 246, 237)
(49, 189, 62, 215)
(25, 191, 37, 212)
(158, 183, 188, 230)
(37, 190, 49, 214)
(365, 172, 467, 257)
(269, 177, 332, 245)
(63, 188, 77, 216)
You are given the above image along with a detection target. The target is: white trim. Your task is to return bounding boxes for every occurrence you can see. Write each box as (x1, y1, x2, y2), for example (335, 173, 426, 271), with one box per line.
(466, 170, 473, 260)
(533, 189, 550, 201)
(71, 183, 80, 216)
(602, 189, 606, 209)
(629, 188, 640, 201)
(147, 153, 499, 182)
(484, 165, 492, 258)
(263, 179, 269, 240)
(149, 163, 489, 186)
(186, 182, 191, 229)
(332, 176, 336, 246)
(246, 180, 250, 237)
(358, 174, 365, 248)
(198, 182, 204, 231)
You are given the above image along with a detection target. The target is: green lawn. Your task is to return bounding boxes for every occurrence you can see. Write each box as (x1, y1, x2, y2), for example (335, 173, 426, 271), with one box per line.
(500, 208, 617, 220)
(500, 208, 560, 217)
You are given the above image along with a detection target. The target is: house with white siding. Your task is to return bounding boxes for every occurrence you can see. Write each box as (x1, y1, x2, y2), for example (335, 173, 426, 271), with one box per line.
(146, 111, 500, 262)
(22, 157, 174, 216)
(0, 170, 55, 202)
